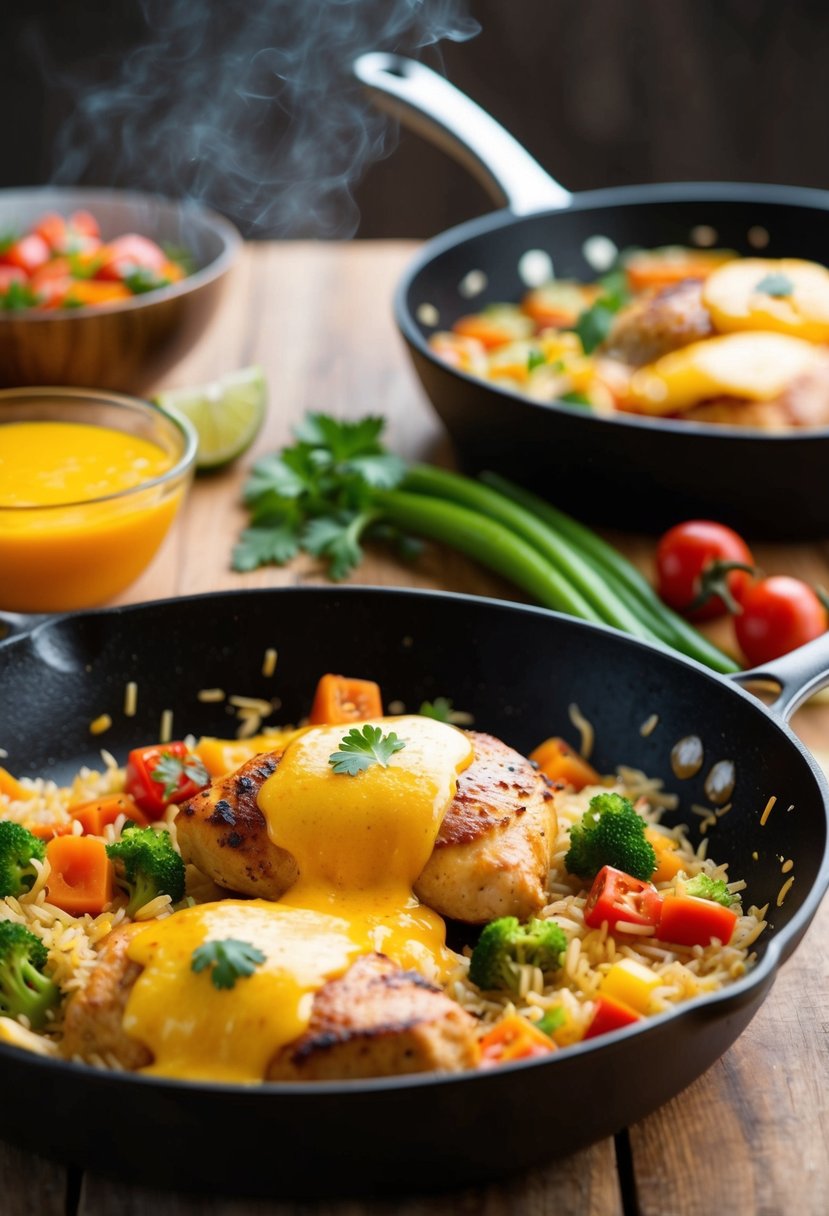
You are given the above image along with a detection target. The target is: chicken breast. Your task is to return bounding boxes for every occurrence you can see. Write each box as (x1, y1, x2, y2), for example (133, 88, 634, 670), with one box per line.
(61, 923, 152, 1070)
(175, 731, 556, 923)
(267, 953, 479, 1080)
(603, 279, 714, 366)
(60, 932, 478, 1079)
(681, 357, 829, 429)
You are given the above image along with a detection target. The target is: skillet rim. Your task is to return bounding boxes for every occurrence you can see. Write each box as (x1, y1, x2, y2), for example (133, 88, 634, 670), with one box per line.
(0, 582, 827, 1096)
(395, 180, 829, 442)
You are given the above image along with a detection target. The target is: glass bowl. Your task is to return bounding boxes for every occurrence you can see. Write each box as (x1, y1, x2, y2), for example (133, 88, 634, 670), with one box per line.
(0, 387, 197, 612)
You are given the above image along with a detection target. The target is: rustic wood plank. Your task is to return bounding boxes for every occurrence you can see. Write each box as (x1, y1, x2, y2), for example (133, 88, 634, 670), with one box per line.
(78, 1141, 622, 1216)
(0, 1138, 69, 1216)
(630, 893, 829, 1215)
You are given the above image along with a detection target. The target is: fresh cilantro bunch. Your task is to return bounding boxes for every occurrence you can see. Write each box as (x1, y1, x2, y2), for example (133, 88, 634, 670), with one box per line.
(191, 938, 266, 990)
(232, 414, 410, 579)
(328, 724, 406, 776)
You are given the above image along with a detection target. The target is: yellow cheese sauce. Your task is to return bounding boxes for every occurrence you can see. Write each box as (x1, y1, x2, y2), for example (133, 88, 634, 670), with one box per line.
(0, 420, 183, 612)
(0, 420, 172, 507)
(124, 717, 473, 1082)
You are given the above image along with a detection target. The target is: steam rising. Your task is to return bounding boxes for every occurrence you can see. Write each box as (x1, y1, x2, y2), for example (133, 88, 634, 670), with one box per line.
(46, 0, 479, 237)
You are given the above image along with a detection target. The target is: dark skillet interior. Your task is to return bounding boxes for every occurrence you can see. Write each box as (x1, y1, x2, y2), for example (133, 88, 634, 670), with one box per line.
(398, 185, 829, 539)
(0, 587, 827, 1198)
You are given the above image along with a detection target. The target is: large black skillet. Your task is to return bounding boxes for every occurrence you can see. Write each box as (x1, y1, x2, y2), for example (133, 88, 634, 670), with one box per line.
(355, 53, 829, 540)
(0, 586, 828, 1198)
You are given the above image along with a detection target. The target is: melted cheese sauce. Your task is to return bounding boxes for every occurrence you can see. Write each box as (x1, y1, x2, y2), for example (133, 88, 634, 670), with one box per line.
(124, 716, 473, 1082)
(0, 421, 172, 507)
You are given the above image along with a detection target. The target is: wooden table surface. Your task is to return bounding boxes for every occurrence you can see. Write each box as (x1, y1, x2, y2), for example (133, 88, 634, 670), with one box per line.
(4, 242, 829, 1215)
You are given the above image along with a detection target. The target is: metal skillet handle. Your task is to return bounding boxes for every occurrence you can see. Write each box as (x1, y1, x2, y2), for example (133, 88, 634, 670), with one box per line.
(732, 630, 829, 722)
(0, 612, 50, 644)
(354, 52, 572, 216)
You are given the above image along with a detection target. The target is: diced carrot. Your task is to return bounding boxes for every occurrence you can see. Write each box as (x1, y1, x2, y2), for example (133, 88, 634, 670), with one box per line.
(45, 836, 113, 916)
(160, 259, 185, 283)
(25, 821, 75, 841)
(529, 737, 601, 791)
(309, 675, 383, 725)
(63, 280, 132, 307)
(68, 794, 148, 836)
(625, 249, 734, 293)
(645, 827, 685, 883)
(452, 310, 534, 349)
(479, 1014, 555, 1065)
(0, 765, 34, 803)
(194, 731, 301, 778)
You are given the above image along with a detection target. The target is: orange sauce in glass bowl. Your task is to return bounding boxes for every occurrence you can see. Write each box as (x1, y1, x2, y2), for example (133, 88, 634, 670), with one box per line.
(0, 392, 196, 613)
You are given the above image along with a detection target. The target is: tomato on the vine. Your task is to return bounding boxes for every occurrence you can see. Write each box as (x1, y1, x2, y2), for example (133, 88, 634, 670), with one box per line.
(655, 520, 755, 621)
(734, 576, 828, 665)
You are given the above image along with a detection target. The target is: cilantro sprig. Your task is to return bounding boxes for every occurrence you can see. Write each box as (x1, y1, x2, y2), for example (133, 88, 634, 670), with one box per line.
(151, 750, 209, 801)
(232, 414, 408, 579)
(328, 724, 406, 776)
(191, 938, 266, 990)
(569, 267, 630, 354)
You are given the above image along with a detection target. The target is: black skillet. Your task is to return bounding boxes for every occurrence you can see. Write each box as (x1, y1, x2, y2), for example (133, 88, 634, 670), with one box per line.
(354, 53, 829, 540)
(0, 587, 828, 1197)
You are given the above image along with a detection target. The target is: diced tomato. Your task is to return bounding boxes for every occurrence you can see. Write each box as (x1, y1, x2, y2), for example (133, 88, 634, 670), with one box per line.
(584, 865, 663, 931)
(657, 893, 739, 947)
(0, 266, 27, 292)
(583, 994, 641, 1040)
(33, 213, 68, 251)
(69, 210, 101, 240)
(124, 741, 210, 819)
(96, 234, 168, 281)
(1, 233, 51, 275)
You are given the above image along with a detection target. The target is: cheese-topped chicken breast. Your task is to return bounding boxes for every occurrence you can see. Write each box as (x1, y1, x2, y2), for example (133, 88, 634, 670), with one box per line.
(60, 926, 479, 1079)
(176, 730, 556, 923)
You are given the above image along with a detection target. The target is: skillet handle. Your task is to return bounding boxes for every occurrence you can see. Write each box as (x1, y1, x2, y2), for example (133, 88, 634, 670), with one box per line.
(0, 612, 49, 643)
(354, 52, 572, 216)
(731, 630, 829, 722)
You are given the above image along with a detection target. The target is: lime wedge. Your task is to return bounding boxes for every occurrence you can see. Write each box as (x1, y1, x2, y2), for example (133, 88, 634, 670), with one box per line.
(154, 366, 268, 470)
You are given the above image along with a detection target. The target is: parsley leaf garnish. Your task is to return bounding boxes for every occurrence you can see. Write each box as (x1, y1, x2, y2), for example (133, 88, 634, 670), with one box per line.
(191, 938, 266, 990)
(569, 266, 631, 354)
(527, 349, 546, 372)
(151, 750, 209, 801)
(124, 267, 172, 295)
(419, 696, 454, 723)
(232, 413, 410, 578)
(755, 272, 794, 298)
(328, 724, 406, 776)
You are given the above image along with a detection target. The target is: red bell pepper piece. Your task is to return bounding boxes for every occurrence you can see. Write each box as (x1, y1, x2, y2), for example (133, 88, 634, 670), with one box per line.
(584, 865, 663, 931)
(657, 893, 739, 947)
(124, 741, 210, 819)
(583, 994, 641, 1040)
(96, 234, 167, 281)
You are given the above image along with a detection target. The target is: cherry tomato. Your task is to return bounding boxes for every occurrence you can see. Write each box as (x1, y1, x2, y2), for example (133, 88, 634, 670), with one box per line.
(124, 741, 210, 819)
(734, 576, 828, 665)
(584, 866, 663, 931)
(33, 213, 68, 251)
(656, 520, 755, 621)
(68, 210, 101, 241)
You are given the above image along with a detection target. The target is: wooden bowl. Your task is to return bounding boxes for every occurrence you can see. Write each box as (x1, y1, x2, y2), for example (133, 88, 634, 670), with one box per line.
(0, 188, 241, 393)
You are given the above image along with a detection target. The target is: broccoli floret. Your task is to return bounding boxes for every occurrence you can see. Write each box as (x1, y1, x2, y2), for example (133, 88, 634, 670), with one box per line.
(469, 916, 567, 995)
(565, 792, 656, 881)
(106, 825, 185, 917)
(0, 921, 61, 1029)
(0, 821, 46, 899)
(684, 873, 735, 907)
